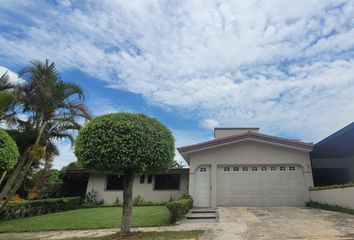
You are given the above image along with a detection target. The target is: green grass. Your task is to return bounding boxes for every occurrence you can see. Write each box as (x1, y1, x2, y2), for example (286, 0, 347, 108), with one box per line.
(0, 206, 170, 233)
(306, 201, 354, 215)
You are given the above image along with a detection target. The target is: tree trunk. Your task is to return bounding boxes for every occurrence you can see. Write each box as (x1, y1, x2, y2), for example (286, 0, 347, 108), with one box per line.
(0, 152, 31, 211)
(0, 123, 46, 211)
(0, 171, 6, 186)
(121, 170, 134, 234)
(0, 154, 26, 201)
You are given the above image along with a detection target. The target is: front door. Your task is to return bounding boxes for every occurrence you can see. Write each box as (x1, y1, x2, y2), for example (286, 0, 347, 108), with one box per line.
(194, 165, 211, 207)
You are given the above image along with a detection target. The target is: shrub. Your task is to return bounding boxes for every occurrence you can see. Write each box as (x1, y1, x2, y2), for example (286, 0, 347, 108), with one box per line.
(0, 197, 81, 220)
(306, 201, 354, 215)
(166, 198, 193, 223)
(309, 183, 354, 191)
(82, 189, 104, 207)
(0, 129, 19, 172)
(133, 195, 144, 205)
(9, 194, 24, 202)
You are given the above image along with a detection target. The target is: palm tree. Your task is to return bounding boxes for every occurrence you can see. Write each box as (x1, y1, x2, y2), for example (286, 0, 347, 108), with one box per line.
(0, 72, 17, 122)
(0, 60, 91, 210)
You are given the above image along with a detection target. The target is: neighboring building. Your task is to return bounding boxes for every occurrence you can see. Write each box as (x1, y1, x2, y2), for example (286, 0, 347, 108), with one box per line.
(85, 127, 314, 207)
(63, 169, 89, 198)
(311, 122, 354, 186)
(86, 168, 189, 204)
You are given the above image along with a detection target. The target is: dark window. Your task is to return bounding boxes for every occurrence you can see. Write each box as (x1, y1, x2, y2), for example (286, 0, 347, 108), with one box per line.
(140, 175, 145, 184)
(154, 174, 180, 190)
(147, 174, 153, 184)
(106, 175, 124, 190)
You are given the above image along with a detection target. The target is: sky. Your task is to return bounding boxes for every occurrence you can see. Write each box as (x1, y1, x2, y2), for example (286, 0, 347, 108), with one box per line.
(0, 0, 354, 169)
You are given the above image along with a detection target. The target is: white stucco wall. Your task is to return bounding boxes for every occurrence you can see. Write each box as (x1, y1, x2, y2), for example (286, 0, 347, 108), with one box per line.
(309, 187, 354, 209)
(86, 172, 189, 204)
(188, 140, 313, 207)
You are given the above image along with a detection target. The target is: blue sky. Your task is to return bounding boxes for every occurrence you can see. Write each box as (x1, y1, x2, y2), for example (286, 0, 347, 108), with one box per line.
(0, 0, 354, 169)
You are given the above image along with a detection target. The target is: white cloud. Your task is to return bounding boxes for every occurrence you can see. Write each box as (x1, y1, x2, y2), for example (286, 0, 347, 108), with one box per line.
(53, 141, 76, 170)
(0, 0, 354, 143)
(91, 98, 135, 116)
(201, 118, 220, 129)
(0, 66, 25, 84)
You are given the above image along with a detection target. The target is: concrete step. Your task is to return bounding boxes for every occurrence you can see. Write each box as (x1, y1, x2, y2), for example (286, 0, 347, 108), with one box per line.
(190, 208, 217, 214)
(186, 212, 217, 219)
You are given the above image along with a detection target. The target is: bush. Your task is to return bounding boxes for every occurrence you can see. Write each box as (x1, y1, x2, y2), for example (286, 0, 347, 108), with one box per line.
(309, 183, 354, 191)
(0, 197, 81, 220)
(82, 189, 104, 208)
(306, 201, 354, 215)
(166, 197, 193, 223)
(0, 129, 19, 172)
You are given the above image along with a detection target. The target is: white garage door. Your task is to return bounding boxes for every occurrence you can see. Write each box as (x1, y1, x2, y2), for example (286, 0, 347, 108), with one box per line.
(218, 165, 307, 206)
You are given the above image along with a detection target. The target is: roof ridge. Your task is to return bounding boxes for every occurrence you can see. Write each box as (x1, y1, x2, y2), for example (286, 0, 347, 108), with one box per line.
(178, 131, 313, 153)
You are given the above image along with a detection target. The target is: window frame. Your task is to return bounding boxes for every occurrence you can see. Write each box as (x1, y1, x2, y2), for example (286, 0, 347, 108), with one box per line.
(105, 174, 124, 191)
(154, 174, 180, 191)
(140, 175, 145, 184)
(147, 174, 153, 184)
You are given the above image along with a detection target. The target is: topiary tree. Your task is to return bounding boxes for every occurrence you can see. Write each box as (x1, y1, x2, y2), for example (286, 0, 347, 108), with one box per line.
(0, 129, 19, 185)
(75, 113, 175, 233)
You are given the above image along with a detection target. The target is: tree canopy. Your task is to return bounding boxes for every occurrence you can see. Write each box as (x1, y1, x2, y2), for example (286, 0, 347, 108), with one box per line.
(75, 113, 175, 173)
(0, 129, 19, 172)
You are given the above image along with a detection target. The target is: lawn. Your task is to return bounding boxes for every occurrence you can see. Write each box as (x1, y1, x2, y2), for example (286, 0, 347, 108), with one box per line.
(0, 206, 170, 233)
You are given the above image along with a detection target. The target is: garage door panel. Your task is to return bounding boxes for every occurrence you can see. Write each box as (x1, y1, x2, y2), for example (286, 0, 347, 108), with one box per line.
(218, 165, 307, 206)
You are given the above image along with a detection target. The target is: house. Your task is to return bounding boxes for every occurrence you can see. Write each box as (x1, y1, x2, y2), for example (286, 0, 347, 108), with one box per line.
(86, 168, 189, 204)
(310, 122, 354, 186)
(85, 127, 314, 208)
(178, 128, 314, 208)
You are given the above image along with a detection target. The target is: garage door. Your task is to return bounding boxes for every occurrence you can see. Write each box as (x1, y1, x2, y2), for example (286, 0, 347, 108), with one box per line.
(217, 165, 307, 206)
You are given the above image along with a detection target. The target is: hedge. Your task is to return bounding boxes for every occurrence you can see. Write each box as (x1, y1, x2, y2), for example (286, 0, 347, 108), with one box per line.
(0, 197, 82, 220)
(309, 183, 354, 191)
(166, 198, 193, 223)
(306, 201, 354, 215)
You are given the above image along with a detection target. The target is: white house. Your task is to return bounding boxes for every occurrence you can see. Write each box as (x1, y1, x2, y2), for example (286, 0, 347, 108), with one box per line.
(85, 127, 314, 207)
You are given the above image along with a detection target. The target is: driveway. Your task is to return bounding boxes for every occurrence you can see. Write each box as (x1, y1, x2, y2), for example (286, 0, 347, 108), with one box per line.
(200, 207, 354, 240)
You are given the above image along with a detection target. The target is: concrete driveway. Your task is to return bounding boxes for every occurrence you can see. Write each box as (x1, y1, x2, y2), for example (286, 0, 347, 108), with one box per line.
(200, 207, 354, 240)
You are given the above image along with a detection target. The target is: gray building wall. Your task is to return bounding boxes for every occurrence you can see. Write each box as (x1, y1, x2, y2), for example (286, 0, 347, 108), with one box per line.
(311, 156, 354, 185)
